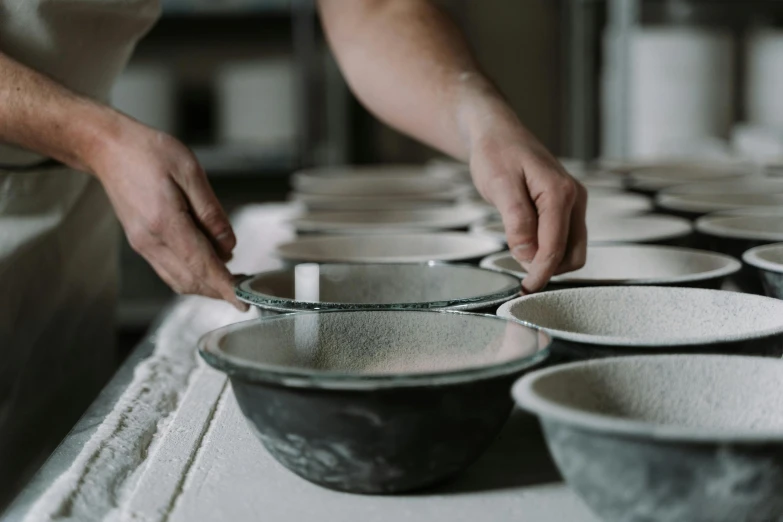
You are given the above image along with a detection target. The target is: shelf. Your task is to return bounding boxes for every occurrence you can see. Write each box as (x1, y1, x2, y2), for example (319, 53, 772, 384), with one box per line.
(161, 0, 290, 16)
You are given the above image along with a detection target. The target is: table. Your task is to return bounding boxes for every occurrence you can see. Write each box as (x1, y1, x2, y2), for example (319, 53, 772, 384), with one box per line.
(2, 204, 596, 522)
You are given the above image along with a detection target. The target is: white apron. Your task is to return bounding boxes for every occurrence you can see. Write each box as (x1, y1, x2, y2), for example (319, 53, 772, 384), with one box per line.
(0, 0, 160, 500)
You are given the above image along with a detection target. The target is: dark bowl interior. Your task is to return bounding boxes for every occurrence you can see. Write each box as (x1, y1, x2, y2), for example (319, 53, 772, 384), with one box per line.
(199, 310, 549, 494)
(236, 263, 521, 312)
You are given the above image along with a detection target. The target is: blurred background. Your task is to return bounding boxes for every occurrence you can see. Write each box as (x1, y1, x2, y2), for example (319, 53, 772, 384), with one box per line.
(114, 0, 783, 350)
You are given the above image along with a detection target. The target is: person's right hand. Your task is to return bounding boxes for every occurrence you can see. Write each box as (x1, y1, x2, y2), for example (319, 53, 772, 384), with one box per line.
(89, 116, 248, 311)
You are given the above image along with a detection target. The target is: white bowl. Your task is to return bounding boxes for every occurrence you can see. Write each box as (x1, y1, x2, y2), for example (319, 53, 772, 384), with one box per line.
(661, 178, 783, 196)
(497, 286, 783, 350)
(275, 232, 504, 264)
(588, 215, 693, 245)
(626, 165, 747, 193)
(585, 190, 653, 215)
(471, 214, 692, 245)
(480, 245, 740, 287)
(656, 179, 783, 216)
(696, 215, 783, 242)
(512, 354, 783, 522)
(744, 243, 783, 300)
(290, 205, 489, 234)
(291, 191, 466, 211)
(292, 165, 460, 196)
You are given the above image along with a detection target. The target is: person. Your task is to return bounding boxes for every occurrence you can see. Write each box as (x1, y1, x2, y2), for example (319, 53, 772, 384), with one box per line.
(0, 0, 586, 502)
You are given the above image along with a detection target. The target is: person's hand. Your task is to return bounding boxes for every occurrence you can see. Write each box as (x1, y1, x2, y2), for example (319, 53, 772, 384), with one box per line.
(89, 116, 248, 311)
(470, 128, 588, 293)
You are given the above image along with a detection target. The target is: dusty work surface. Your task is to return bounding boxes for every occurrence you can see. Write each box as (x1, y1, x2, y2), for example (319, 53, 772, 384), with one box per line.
(4, 204, 596, 522)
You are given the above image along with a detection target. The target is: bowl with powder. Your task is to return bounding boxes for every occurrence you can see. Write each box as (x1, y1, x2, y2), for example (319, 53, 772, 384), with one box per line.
(235, 263, 521, 313)
(480, 245, 740, 290)
(695, 215, 783, 293)
(743, 243, 783, 300)
(497, 286, 783, 363)
(513, 355, 783, 522)
(199, 309, 550, 494)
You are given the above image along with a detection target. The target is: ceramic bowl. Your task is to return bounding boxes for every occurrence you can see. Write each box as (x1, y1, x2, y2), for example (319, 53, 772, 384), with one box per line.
(714, 206, 783, 218)
(471, 214, 692, 246)
(588, 215, 693, 246)
(235, 263, 521, 313)
(585, 190, 654, 215)
(290, 205, 489, 234)
(743, 243, 783, 299)
(276, 232, 504, 265)
(513, 355, 783, 522)
(655, 179, 783, 218)
(624, 165, 746, 194)
(696, 215, 783, 293)
(199, 309, 550, 493)
(497, 286, 783, 362)
(480, 245, 740, 289)
(292, 165, 464, 196)
(291, 191, 467, 212)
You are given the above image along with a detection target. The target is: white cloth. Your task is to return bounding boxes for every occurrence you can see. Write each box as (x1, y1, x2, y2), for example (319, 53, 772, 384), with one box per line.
(0, 0, 160, 501)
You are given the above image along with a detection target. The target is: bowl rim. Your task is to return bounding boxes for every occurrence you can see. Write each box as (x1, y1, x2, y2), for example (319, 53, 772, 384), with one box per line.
(198, 309, 551, 389)
(513, 354, 783, 442)
(480, 245, 741, 285)
(587, 215, 694, 244)
(275, 232, 504, 264)
(657, 192, 783, 215)
(234, 262, 522, 312)
(743, 242, 783, 275)
(496, 285, 783, 347)
(289, 205, 489, 233)
(696, 215, 783, 242)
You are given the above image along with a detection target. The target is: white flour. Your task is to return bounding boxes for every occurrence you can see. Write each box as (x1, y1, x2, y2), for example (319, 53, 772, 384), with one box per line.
(20, 204, 296, 522)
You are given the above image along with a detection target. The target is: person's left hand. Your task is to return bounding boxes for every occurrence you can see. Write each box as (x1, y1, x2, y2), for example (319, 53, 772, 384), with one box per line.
(470, 128, 588, 293)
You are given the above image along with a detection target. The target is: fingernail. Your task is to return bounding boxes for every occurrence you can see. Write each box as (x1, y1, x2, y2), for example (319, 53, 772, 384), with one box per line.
(234, 301, 250, 313)
(216, 231, 236, 252)
(512, 243, 535, 263)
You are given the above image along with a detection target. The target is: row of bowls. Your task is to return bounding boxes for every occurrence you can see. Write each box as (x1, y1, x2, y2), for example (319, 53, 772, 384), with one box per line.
(200, 161, 783, 521)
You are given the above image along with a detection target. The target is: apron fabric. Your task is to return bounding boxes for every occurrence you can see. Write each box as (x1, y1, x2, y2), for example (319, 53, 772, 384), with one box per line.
(0, 0, 160, 503)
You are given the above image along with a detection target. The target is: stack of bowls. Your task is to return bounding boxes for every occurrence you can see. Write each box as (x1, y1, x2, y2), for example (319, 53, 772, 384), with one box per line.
(291, 165, 470, 211)
(744, 243, 783, 299)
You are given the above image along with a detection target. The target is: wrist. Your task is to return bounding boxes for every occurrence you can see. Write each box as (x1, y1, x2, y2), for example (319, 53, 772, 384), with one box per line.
(69, 100, 132, 178)
(454, 78, 525, 156)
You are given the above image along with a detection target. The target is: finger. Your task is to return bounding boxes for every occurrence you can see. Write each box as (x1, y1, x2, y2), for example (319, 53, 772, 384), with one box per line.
(521, 180, 576, 293)
(130, 231, 222, 299)
(555, 181, 588, 274)
(166, 210, 249, 311)
(487, 175, 539, 263)
(171, 158, 237, 259)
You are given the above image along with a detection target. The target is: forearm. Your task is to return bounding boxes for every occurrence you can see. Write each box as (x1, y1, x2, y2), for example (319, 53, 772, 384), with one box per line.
(0, 51, 119, 173)
(318, 0, 526, 161)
